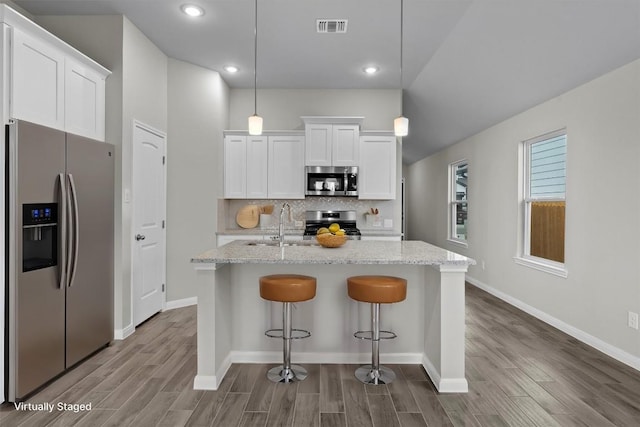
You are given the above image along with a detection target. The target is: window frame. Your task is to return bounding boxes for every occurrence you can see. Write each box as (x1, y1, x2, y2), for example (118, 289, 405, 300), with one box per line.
(448, 159, 468, 247)
(515, 129, 568, 277)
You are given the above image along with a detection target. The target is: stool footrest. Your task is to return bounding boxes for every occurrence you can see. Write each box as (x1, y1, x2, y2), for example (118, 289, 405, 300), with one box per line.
(265, 328, 311, 339)
(353, 330, 397, 341)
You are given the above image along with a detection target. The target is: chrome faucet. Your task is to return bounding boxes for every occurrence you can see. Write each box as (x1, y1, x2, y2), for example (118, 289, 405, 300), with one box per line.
(278, 203, 291, 247)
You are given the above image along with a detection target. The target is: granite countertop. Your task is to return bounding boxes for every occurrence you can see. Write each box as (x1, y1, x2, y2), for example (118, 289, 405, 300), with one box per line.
(192, 240, 475, 267)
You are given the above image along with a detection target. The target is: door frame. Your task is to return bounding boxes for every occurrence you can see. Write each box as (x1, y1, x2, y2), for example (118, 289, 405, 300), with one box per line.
(131, 120, 167, 326)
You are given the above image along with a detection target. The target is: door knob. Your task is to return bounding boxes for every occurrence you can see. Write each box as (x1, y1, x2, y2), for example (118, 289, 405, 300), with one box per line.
(135, 234, 146, 241)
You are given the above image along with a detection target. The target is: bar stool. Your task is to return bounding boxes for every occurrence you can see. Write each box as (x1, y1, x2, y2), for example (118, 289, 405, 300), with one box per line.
(347, 275, 407, 385)
(260, 274, 316, 383)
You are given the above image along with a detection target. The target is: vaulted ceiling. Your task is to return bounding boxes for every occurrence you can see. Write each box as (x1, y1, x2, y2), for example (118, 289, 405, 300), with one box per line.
(14, 0, 640, 163)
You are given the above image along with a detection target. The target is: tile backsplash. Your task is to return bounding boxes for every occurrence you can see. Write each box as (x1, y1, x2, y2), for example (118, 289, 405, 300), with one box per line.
(221, 197, 399, 232)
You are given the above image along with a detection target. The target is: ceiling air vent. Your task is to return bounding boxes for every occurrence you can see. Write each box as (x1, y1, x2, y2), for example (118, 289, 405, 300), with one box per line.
(316, 19, 348, 34)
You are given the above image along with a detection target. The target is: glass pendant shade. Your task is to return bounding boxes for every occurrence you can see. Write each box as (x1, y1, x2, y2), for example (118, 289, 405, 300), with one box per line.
(394, 116, 409, 137)
(248, 114, 263, 135)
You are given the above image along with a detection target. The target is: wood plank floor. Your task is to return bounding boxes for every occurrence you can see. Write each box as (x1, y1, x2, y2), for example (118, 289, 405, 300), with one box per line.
(3, 283, 640, 426)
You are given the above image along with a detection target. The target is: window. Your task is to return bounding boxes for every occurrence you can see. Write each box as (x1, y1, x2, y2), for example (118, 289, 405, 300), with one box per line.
(448, 160, 468, 244)
(518, 130, 567, 275)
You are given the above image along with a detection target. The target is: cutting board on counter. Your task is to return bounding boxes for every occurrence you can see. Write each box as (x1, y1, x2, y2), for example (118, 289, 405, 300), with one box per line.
(236, 205, 260, 228)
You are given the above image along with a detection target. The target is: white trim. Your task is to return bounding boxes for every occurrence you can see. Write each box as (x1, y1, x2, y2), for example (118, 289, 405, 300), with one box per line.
(513, 256, 568, 278)
(466, 276, 640, 372)
(193, 352, 233, 390)
(521, 130, 567, 265)
(448, 159, 468, 244)
(421, 354, 469, 393)
(131, 120, 167, 326)
(230, 351, 423, 365)
(164, 297, 198, 311)
(194, 351, 424, 391)
(447, 238, 468, 249)
(193, 375, 220, 390)
(114, 323, 135, 340)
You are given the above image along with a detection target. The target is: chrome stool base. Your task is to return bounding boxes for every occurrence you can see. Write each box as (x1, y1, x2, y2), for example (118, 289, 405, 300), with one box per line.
(267, 364, 308, 383)
(355, 365, 396, 385)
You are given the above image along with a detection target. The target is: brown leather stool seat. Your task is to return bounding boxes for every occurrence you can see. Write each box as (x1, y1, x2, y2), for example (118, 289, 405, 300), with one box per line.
(260, 274, 316, 303)
(347, 275, 407, 304)
(259, 274, 316, 384)
(347, 275, 407, 385)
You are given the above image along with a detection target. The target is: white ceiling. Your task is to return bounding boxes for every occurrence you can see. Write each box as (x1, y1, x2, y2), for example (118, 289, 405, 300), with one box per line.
(14, 0, 640, 163)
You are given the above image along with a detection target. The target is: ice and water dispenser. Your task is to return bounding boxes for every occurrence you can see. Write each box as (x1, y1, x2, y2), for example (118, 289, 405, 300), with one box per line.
(22, 203, 58, 272)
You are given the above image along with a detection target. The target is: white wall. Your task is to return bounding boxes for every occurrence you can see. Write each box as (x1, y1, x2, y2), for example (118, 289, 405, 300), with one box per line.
(120, 18, 168, 330)
(229, 89, 400, 130)
(166, 58, 229, 303)
(407, 58, 640, 365)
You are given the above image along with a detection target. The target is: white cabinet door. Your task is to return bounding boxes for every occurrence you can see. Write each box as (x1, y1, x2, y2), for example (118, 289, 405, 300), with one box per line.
(305, 124, 332, 166)
(268, 135, 305, 199)
(305, 123, 359, 166)
(246, 136, 268, 199)
(224, 135, 247, 198)
(359, 135, 397, 200)
(64, 57, 106, 141)
(332, 124, 359, 166)
(11, 27, 65, 130)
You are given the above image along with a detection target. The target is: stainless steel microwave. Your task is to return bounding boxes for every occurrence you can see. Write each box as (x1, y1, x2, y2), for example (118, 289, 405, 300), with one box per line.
(305, 166, 358, 197)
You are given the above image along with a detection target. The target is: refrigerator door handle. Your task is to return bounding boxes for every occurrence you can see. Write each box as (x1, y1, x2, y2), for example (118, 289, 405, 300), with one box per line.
(68, 173, 80, 287)
(58, 173, 67, 289)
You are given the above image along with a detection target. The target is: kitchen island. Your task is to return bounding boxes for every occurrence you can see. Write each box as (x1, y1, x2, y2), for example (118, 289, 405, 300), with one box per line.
(191, 240, 475, 393)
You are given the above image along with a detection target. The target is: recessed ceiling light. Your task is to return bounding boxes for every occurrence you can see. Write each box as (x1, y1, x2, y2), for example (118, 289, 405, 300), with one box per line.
(181, 4, 204, 17)
(363, 66, 379, 75)
(224, 65, 239, 73)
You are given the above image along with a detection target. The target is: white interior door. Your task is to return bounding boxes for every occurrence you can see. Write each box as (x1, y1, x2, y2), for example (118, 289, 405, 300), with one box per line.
(132, 121, 166, 326)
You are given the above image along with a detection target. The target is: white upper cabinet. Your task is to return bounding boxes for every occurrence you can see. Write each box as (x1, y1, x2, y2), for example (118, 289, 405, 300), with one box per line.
(64, 57, 106, 140)
(268, 135, 305, 199)
(11, 27, 65, 130)
(246, 136, 268, 199)
(223, 133, 304, 200)
(359, 135, 397, 200)
(224, 135, 268, 199)
(2, 4, 110, 140)
(304, 124, 332, 166)
(223, 135, 247, 199)
(303, 117, 362, 166)
(331, 125, 359, 166)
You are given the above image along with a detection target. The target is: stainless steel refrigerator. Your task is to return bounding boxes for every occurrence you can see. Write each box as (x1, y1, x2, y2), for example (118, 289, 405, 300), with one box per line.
(5, 120, 114, 401)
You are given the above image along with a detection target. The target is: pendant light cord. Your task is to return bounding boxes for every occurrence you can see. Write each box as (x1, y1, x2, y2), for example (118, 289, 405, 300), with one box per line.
(254, 0, 258, 116)
(399, 0, 404, 110)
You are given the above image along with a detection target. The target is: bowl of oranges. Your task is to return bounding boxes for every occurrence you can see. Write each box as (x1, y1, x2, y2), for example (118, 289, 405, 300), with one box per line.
(316, 223, 348, 248)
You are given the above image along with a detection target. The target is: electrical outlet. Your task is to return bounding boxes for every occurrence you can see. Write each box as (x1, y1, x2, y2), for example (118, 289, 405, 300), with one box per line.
(628, 311, 639, 330)
(481, 260, 486, 270)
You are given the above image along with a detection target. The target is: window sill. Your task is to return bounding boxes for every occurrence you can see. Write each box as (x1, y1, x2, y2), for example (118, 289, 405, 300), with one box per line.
(513, 256, 568, 278)
(447, 238, 468, 248)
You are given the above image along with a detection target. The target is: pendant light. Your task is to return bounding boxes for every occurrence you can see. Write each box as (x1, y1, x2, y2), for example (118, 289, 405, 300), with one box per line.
(394, 0, 409, 137)
(248, 0, 263, 135)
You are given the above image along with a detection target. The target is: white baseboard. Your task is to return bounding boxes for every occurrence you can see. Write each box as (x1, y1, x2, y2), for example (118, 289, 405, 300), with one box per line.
(421, 354, 469, 393)
(114, 323, 134, 340)
(230, 351, 423, 365)
(466, 276, 640, 372)
(193, 375, 219, 390)
(193, 353, 233, 391)
(165, 296, 198, 311)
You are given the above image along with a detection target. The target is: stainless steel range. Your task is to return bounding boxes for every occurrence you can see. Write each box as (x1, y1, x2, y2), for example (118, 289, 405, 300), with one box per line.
(303, 210, 361, 240)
